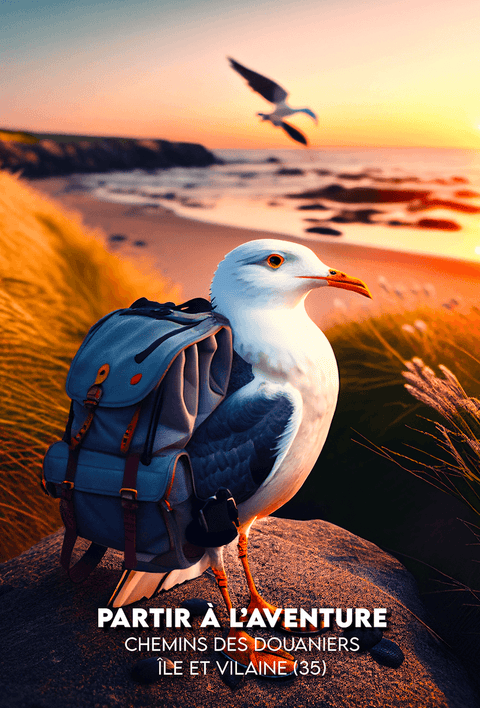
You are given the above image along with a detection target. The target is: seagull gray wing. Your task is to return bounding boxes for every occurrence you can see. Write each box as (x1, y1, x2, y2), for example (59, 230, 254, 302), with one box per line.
(280, 121, 308, 145)
(228, 57, 288, 104)
(186, 379, 294, 504)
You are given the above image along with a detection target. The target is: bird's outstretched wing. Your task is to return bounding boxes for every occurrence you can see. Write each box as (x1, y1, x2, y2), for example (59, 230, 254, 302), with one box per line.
(228, 57, 288, 104)
(280, 121, 308, 145)
(187, 382, 294, 503)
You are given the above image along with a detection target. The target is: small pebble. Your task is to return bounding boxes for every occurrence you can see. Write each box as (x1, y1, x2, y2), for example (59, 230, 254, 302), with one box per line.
(109, 233, 127, 242)
(180, 598, 213, 616)
(131, 656, 175, 683)
(342, 627, 383, 651)
(133, 240, 146, 247)
(369, 638, 405, 668)
(217, 663, 244, 690)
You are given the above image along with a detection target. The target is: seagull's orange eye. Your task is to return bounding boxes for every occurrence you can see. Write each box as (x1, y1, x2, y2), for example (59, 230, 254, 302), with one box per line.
(266, 254, 285, 269)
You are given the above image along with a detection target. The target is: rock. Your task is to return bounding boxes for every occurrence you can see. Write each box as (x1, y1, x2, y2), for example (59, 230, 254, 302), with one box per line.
(336, 172, 369, 180)
(454, 190, 479, 198)
(264, 156, 282, 163)
(369, 638, 405, 669)
(408, 197, 480, 214)
(0, 134, 220, 178)
(179, 199, 203, 207)
(131, 656, 176, 683)
(372, 176, 421, 184)
(341, 626, 383, 651)
(215, 654, 245, 689)
(305, 226, 343, 236)
(109, 233, 128, 242)
(330, 208, 383, 224)
(287, 184, 431, 203)
(415, 218, 461, 231)
(0, 518, 478, 707)
(275, 168, 305, 176)
(296, 203, 329, 210)
(180, 598, 213, 616)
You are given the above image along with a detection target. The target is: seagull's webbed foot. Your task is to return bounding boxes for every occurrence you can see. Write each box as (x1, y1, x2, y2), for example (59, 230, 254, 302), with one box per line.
(220, 627, 295, 678)
(211, 563, 295, 677)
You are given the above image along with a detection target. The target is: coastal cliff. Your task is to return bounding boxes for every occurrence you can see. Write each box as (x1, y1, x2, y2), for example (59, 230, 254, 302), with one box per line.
(0, 133, 220, 177)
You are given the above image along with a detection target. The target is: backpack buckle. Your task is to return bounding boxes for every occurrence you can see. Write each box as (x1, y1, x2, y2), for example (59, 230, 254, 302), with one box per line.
(60, 479, 75, 500)
(120, 487, 138, 509)
(84, 384, 103, 409)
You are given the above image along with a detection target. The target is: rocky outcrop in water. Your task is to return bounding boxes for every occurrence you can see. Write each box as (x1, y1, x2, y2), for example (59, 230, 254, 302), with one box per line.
(287, 184, 431, 203)
(0, 136, 220, 177)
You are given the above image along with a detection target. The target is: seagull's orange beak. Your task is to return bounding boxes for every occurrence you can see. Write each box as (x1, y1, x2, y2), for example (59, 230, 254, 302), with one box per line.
(298, 270, 372, 298)
(325, 270, 372, 298)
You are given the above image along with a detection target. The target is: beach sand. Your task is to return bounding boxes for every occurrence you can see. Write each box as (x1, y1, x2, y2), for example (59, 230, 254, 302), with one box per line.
(30, 176, 480, 325)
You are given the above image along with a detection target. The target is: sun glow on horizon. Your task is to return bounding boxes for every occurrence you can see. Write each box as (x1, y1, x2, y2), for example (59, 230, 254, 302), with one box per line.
(3, 0, 480, 149)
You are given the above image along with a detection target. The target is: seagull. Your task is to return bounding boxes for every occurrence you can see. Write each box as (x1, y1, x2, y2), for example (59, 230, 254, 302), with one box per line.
(228, 57, 318, 145)
(109, 239, 371, 675)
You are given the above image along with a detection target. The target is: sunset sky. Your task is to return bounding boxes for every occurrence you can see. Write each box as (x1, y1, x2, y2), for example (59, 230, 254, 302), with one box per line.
(3, 0, 480, 149)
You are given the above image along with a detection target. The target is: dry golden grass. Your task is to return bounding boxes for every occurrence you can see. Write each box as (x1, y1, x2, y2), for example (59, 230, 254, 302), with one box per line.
(324, 302, 480, 519)
(0, 170, 177, 561)
(400, 358, 480, 518)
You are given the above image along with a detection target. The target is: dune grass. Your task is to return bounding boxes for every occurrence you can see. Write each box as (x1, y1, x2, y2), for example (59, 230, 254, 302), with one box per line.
(0, 170, 177, 562)
(310, 301, 480, 547)
(326, 303, 480, 520)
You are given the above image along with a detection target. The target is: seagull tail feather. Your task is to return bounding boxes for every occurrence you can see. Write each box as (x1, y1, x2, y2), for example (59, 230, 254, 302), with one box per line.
(108, 555, 210, 608)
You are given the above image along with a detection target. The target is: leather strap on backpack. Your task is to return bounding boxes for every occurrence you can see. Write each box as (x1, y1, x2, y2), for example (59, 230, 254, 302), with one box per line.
(60, 446, 108, 582)
(120, 453, 141, 570)
(59, 368, 108, 582)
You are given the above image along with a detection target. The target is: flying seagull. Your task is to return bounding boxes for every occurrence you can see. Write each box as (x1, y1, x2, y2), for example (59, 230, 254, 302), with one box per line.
(228, 57, 318, 145)
(109, 239, 371, 675)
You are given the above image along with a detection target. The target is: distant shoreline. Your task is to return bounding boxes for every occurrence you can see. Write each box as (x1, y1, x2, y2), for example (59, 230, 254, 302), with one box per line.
(0, 132, 219, 178)
(30, 175, 480, 323)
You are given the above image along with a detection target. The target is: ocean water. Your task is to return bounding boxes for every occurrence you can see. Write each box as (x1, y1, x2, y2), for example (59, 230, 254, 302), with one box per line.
(76, 147, 480, 263)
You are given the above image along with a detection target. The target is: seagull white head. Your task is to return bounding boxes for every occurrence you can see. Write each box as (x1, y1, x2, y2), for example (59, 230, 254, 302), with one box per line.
(211, 239, 372, 313)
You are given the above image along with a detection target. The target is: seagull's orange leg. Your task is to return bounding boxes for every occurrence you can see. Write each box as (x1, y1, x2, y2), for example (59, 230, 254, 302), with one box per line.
(238, 532, 322, 635)
(209, 550, 295, 677)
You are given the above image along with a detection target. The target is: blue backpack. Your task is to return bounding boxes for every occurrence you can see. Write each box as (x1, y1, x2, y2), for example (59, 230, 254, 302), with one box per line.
(42, 297, 238, 582)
